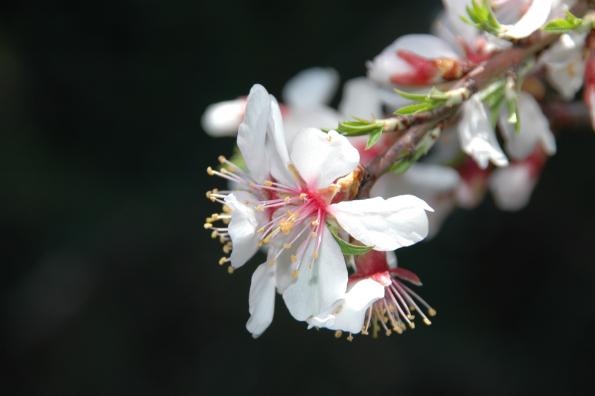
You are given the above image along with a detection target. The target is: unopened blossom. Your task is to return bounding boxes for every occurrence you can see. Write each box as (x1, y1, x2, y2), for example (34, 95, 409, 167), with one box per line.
(309, 250, 436, 338)
(205, 84, 433, 336)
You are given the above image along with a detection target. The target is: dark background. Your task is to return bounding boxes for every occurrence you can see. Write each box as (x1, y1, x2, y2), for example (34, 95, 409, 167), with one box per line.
(1, 1, 594, 395)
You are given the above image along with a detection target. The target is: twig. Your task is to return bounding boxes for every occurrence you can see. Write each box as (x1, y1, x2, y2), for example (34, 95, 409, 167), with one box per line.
(356, 0, 592, 198)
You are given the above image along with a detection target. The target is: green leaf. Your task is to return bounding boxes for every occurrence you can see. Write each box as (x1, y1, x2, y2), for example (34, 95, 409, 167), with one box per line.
(329, 226, 373, 256)
(365, 126, 384, 149)
(461, 0, 501, 35)
(337, 119, 384, 136)
(543, 11, 583, 33)
(395, 102, 435, 115)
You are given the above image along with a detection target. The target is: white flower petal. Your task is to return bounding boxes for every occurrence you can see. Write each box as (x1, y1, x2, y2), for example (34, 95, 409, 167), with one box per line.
(237, 84, 271, 181)
(367, 34, 459, 86)
(500, 0, 553, 39)
(282, 67, 340, 109)
(499, 92, 556, 160)
(489, 164, 536, 211)
(289, 128, 359, 188)
(283, 107, 342, 144)
(330, 195, 433, 251)
(338, 77, 383, 120)
(441, 0, 482, 44)
(224, 191, 266, 269)
(540, 33, 586, 100)
(458, 95, 509, 169)
(246, 263, 276, 338)
(266, 96, 295, 187)
(308, 279, 385, 334)
(370, 164, 460, 238)
(282, 227, 348, 321)
(201, 98, 245, 137)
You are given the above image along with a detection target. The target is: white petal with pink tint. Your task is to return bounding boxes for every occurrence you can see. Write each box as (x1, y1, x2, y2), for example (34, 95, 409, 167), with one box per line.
(246, 262, 276, 338)
(499, 92, 556, 160)
(237, 84, 271, 181)
(225, 191, 266, 269)
(489, 164, 536, 210)
(338, 77, 383, 120)
(289, 128, 359, 188)
(500, 0, 553, 39)
(371, 164, 460, 238)
(282, 227, 348, 321)
(201, 98, 245, 137)
(330, 195, 433, 251)
(282, 67, 339, 109)
(458, 95, 509, 169)
(307, 278, 385, 334)
(367, 34, 459, 86)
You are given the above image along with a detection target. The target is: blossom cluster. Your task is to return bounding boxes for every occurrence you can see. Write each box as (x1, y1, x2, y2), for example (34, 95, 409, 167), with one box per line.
(202, 0, 594, 338)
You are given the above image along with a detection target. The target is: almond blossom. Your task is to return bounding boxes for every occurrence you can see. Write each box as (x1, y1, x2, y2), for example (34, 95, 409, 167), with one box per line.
(205, 84, 433, 337)
(308, 250, 436, 338)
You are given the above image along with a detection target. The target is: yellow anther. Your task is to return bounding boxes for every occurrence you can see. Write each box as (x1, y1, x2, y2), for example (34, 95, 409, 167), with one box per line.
(255, 205, 265, 212)
(408, 322, 416, 330)
(211, 231, 218, 239)
(223, 243, 232, 254)
(227, 266, 234, 274)
(423, 318, 432, 326)
(312, 249, 319, 260)
(217, 155, 226, 163)
(334, 330, 343, 338)
(283, 243, 292, 249)
(395, 326, 403, 335)
(346, 334, 354, 342)
(218, 257, 228, 266)
(291, 270, 299, 279)
(407, 314, 415, 320)
(428, 308, 437, 317)
(207, 166, 215, 176)
(385, 329, 392, 336)
(222, 205, 231, 213)
(203, 223, 212, 229)
(284, 196, 291, 203)
(361, 330, 369, 336)
(279, 219, 294, 234)
(264, 180, 273, 186)
(311, 219, 319, 227)
(299, 193, 308, 200)
(290, 255, 297, 264)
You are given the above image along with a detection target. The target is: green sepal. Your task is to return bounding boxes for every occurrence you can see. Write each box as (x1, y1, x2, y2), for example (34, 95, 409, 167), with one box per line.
(329, 225, 373, 256)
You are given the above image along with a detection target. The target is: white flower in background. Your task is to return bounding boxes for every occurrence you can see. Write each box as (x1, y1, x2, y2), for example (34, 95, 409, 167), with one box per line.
(308, 250, 436, 338)
(498, 0, 554, 39)
(201, 97, 247, 137)
(371, 164, 461, 238)
(367, 34, 463, 87)
(458, 95, 509, 169)
(540, 32, 587, 100)
(205, 84, 433, 336)
(499, 92, 556, 160)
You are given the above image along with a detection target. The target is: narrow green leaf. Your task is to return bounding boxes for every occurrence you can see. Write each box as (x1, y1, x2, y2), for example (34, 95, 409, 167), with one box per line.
(365, 126, 384, 149)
